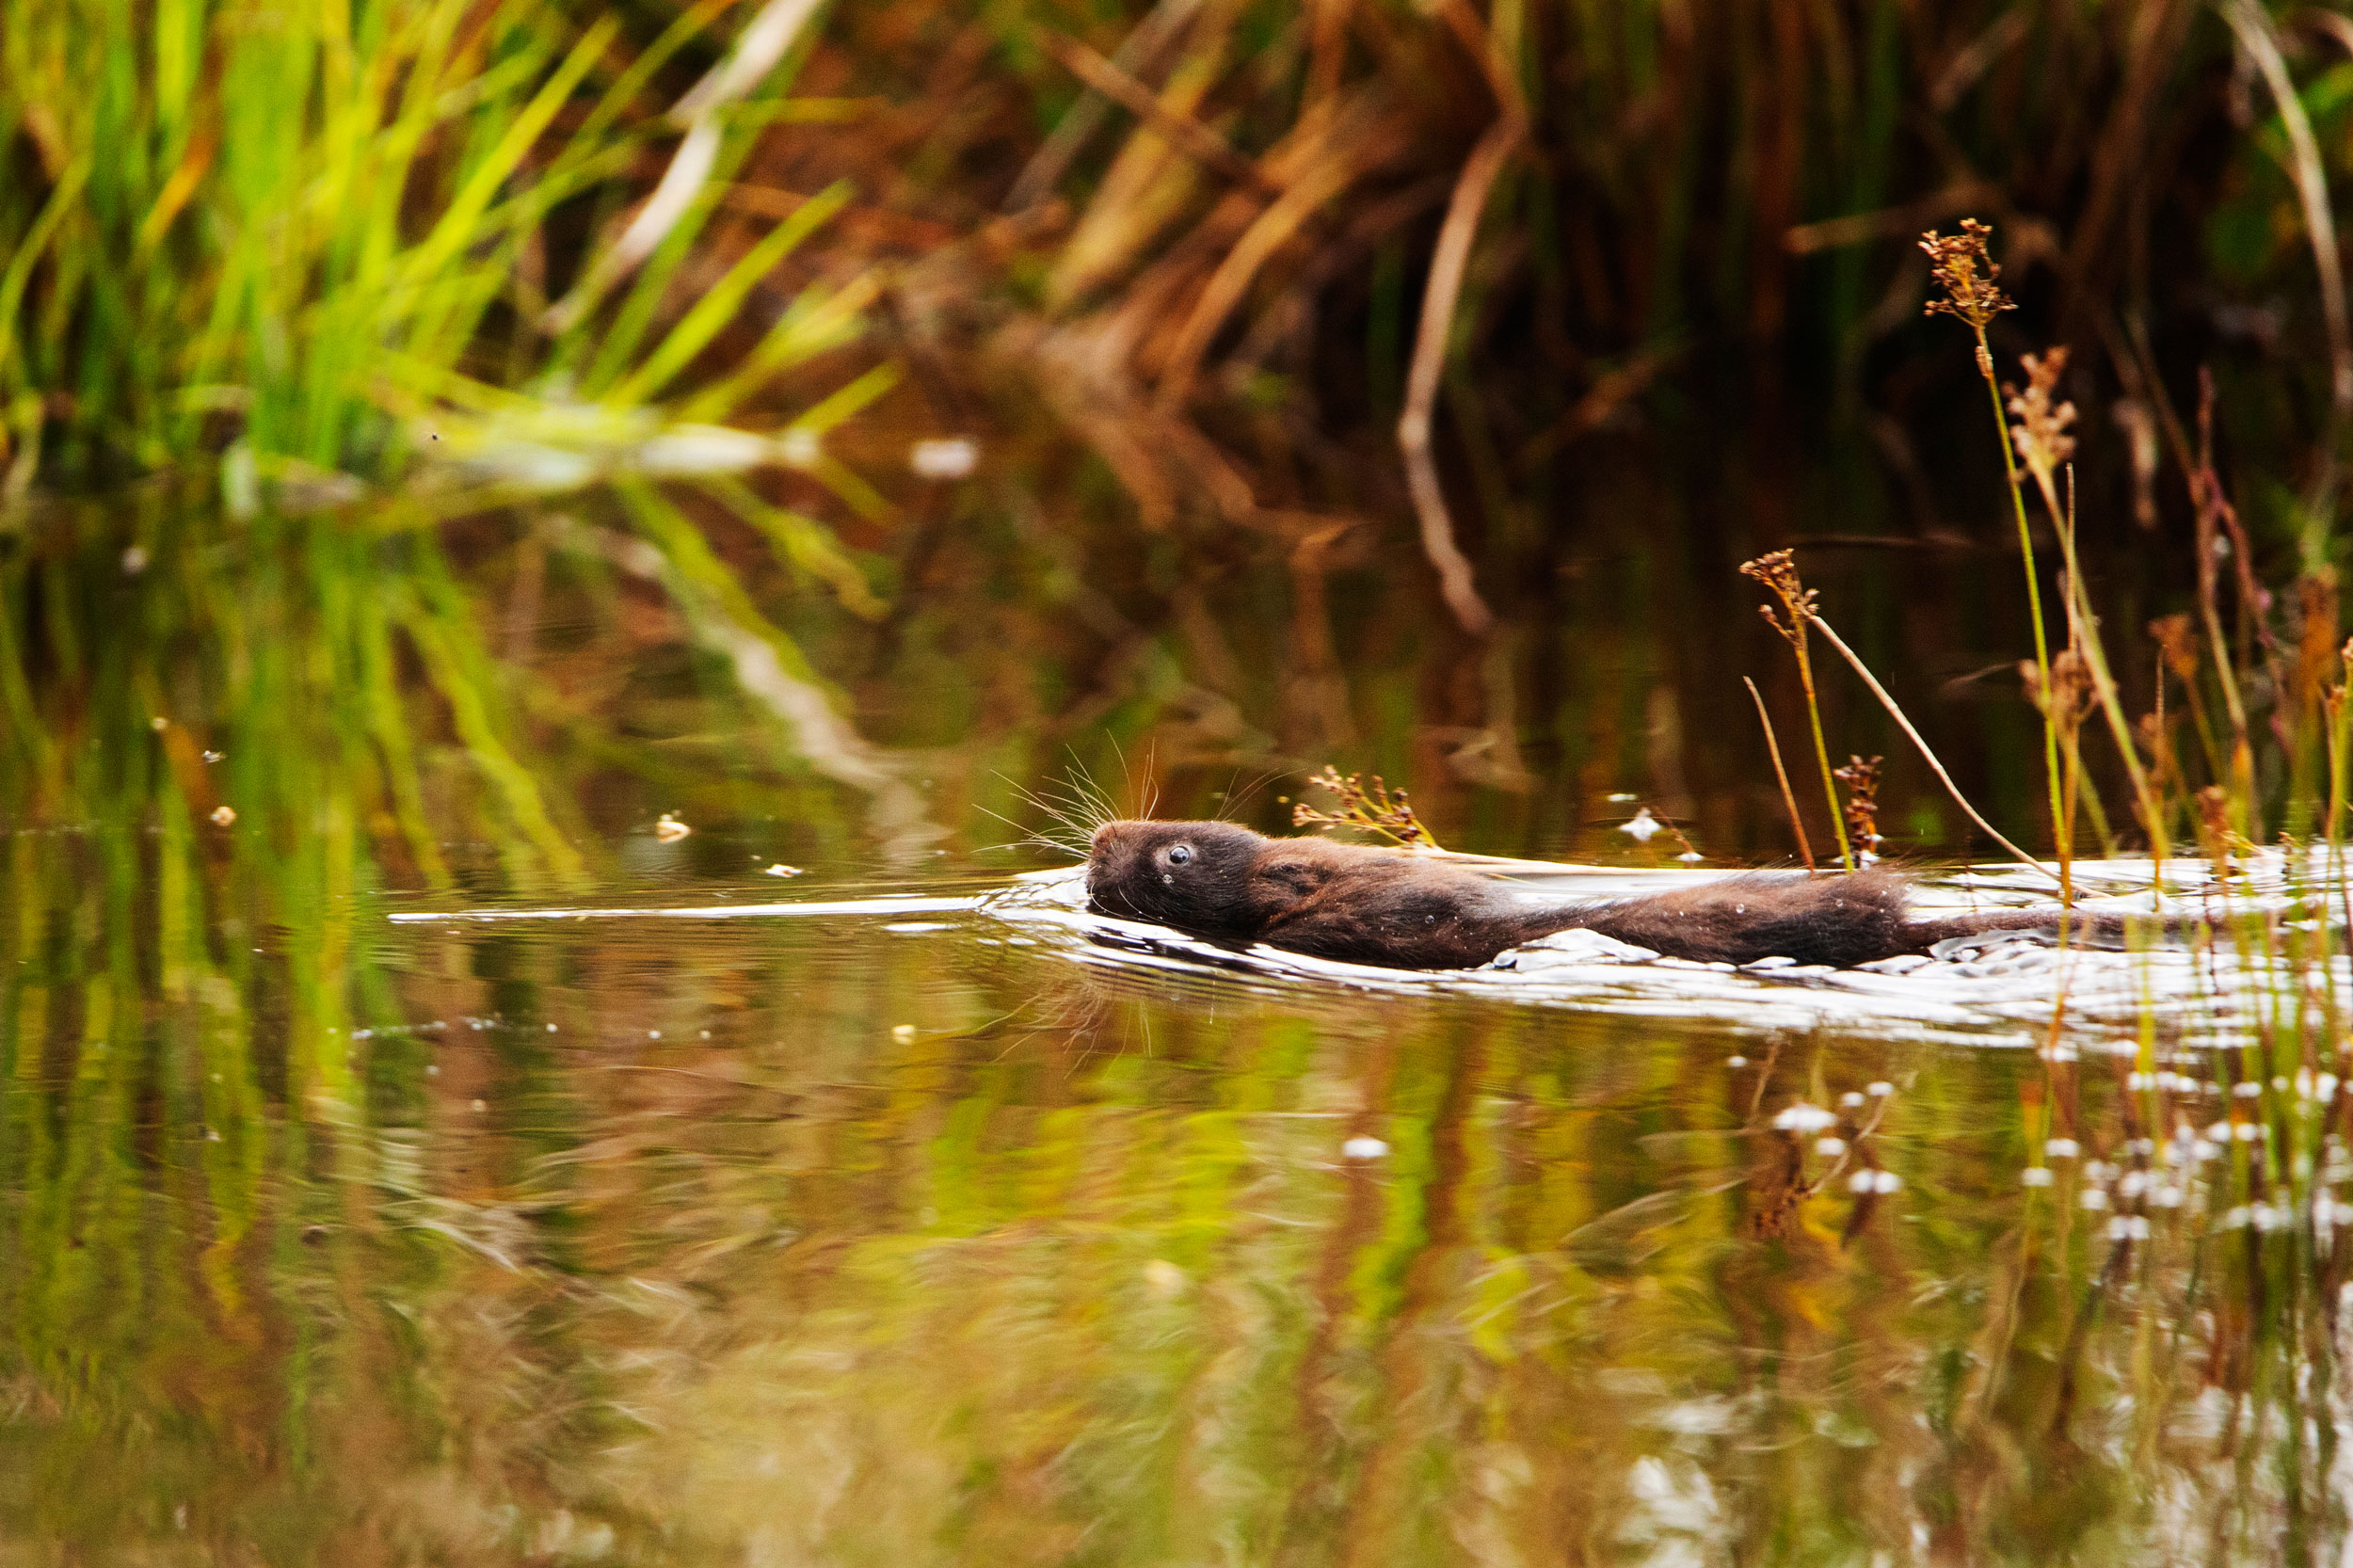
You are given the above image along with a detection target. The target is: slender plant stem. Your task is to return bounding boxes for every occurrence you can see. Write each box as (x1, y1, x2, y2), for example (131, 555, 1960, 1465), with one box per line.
(1805, 612, 2064, 886)
(2029, 463, 2170, 874)
(1974, 324, 2068, 863)
(1790, 631, 1855, 871)
(1744, 676, 1816, 872)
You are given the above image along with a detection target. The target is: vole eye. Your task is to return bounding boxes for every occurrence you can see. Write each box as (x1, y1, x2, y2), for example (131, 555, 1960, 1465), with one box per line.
(1167, 843, 1193, 866)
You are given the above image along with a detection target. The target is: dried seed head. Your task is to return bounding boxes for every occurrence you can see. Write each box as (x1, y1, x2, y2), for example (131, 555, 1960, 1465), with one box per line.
(2196, 785, 2234, 848)
(1833, 754, 1884, 851)
(1292, 766, 1438, 848)
(2022, 649, 2093, 722)
(1740, 550, 1818, 648)
(1921, 220, 2015, 335)
(2149, 614, 2200, 681)
(2007, 347, 2077, 474)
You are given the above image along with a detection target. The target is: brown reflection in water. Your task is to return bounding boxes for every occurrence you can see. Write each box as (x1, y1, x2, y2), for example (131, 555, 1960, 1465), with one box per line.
(7, 712, 2353, 1568)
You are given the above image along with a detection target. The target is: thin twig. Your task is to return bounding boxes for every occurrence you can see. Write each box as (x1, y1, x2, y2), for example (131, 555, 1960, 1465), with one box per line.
(1036, 31, 1282, 198)
(1398, 116, 1517, 638)
(1744, 677, 1816, 872)
(1004, 0, 1205, 212)
(1804, 613, 2064, 886)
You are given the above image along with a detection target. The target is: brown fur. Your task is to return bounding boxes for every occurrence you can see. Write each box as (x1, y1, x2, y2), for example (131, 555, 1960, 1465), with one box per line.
(1084, 820, 2151, 970)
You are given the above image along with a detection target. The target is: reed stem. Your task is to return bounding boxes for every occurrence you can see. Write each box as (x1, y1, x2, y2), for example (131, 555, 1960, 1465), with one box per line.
(1972, 326, 2071, 872)
(1804, 612, 2063, 886)
(1791, 629, 1856, 872)
(1744, 676, 1816, 872)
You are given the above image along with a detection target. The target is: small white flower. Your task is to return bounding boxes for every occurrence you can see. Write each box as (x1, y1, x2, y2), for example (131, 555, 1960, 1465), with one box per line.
(2023, 1167, 2055, 1187)
(1867, 1080, 1894, 1097)
(2081, 1189, 2110, 1210)
(1726, 1055, 1748, 1069)
(1872, 1170, 1900, 1193)
(1619, 808, 1663, 843)
(1773, 1102, 1836, 1133)
(778, 426, 822, 467)
(1849, 1171, 1878, 1193)
(2045, 1138, 2081, 1160)
(2119, 1171, 2147, 1198)
(1816, 1137, 1847, 1157)
(1839, 1091, 1865, 1110)
(1342, 1136, 1389, 1160)
(909, 436, 979, 480)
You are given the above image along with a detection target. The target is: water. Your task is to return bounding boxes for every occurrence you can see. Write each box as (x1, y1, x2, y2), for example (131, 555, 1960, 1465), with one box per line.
(11, 830, 2353, 1561)
(8, 495, 2353, 1563)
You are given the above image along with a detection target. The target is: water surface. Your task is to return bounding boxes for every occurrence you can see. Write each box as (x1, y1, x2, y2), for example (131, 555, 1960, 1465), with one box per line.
(7, 490, 2349, 1565)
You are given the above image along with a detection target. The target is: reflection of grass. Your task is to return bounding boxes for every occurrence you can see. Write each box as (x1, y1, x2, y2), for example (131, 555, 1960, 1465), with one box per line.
(13, 905, 2353, 1560)
(0, 0, 945, 881)
(2, 0, 905, 856)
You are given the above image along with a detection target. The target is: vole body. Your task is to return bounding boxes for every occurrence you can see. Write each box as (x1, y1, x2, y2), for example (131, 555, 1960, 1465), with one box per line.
(1082, 820, 2127, 970)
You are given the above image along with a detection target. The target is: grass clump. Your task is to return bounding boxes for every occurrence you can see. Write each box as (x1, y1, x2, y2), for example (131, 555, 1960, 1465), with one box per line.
(0, 0, 882, 501)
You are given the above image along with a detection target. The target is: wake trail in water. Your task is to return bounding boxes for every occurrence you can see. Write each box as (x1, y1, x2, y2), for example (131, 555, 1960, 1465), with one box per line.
(389, 895, 986, 923)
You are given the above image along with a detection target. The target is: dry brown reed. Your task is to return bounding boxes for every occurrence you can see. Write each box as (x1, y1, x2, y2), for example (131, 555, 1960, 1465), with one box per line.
(775, 0, 2344, 742)
(1743, 675, 1815, 872)
(1742, 550, 1852, 872)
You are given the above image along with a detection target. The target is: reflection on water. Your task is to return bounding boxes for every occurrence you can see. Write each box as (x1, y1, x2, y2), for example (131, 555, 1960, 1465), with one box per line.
(7, 488, 2353, 1564)
(10, 829, 2353, 1561)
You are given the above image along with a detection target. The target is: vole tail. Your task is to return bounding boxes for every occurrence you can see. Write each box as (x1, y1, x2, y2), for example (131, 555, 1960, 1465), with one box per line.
(1901, 906, 2181, 952)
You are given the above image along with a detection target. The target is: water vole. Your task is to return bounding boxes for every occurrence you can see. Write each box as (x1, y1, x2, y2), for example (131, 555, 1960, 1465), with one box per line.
(1083, 820, 2130, 969)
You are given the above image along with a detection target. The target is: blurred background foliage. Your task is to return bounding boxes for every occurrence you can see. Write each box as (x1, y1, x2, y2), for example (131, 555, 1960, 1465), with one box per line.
(9, 0, 2353, 870)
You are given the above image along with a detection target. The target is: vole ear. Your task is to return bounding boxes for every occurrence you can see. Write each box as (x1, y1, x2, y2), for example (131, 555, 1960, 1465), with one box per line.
(1256, 857, 1330, 898)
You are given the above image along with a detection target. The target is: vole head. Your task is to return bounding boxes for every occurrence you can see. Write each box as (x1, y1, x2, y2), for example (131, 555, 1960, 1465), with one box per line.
(1085, 819, 1270, 936)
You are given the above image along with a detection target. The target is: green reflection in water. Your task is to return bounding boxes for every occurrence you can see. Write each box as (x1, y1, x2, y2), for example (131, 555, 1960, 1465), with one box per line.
(4, 489, 2348, 1564)
(8, 891, 2348, 1563)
